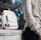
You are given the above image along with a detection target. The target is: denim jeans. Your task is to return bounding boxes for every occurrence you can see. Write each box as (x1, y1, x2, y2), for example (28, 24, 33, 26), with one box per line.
(22, 27, 39, 40)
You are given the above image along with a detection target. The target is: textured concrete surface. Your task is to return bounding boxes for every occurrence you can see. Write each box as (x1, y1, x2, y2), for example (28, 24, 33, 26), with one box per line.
(0, 30, 22, 40)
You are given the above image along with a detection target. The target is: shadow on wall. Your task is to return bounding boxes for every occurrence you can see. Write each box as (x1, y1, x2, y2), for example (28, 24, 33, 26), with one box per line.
(18, 16, 26, 29)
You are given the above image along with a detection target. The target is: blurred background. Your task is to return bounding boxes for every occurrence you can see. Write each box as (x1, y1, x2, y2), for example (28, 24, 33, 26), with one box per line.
(0, 0, 25, 29)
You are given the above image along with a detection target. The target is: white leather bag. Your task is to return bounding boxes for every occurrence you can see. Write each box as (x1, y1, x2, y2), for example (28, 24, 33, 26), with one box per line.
(2, 10, 18, 29)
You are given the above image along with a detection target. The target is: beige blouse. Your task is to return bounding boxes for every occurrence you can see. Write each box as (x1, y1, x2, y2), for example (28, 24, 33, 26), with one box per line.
(23, 0, 41, 34)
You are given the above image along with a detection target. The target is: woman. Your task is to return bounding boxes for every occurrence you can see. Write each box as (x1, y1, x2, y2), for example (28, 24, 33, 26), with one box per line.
(23, 0, 41, 40)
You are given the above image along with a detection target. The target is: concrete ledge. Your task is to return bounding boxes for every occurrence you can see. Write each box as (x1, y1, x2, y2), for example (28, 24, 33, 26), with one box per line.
(0, 30, 22, 40)
(0, 30, 22, 36)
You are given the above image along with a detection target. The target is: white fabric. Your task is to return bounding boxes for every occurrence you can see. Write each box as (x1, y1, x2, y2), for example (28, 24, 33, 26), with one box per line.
(2, 10, 18, 29)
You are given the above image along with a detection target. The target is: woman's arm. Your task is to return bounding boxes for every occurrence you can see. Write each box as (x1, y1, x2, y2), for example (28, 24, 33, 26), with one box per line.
(24, 0, 41, 34)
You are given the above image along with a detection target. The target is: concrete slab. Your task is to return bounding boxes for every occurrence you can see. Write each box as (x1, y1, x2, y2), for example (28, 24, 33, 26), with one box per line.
(0, 30, 22, 40)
